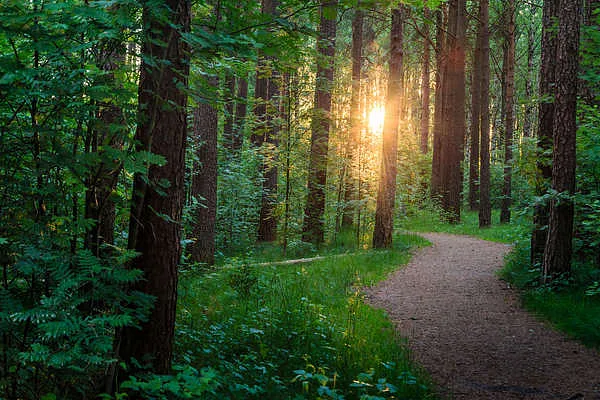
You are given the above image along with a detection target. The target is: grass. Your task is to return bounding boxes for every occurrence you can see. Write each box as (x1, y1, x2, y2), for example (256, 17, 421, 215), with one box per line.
(177, 233, 436, 399)
(399, 208, 529, 244)
(499, 243, 600, 348)
(402, 206, 600, 349)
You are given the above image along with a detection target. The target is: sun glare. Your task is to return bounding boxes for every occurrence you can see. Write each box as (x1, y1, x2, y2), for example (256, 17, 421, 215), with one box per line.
(368, 106, 385, 134)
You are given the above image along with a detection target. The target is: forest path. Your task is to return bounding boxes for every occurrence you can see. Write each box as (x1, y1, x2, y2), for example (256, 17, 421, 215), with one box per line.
(365, 233, 600, 400)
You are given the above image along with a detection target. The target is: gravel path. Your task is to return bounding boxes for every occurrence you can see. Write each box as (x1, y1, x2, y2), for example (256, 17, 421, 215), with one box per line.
(365, 233, 600, 400)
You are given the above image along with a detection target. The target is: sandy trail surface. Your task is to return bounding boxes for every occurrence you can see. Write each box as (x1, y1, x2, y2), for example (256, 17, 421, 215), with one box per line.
(365, 233, 600, 399)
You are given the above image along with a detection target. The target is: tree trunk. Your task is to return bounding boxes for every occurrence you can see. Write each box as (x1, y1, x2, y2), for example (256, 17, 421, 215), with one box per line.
(439, 0, 466, 223)
(531, 0, 558, 265)
(431, 6, 446, 199)
(255, 0, 280, 243)
(84, 38, 125, 255)
(222, 73, 236, 154)
(121, 0, 190, 374)
(542, 0, 580, 280)
(468, 11, 482, 211)
(233, 74, 248, 153)
(500, 0, 515, 224)
(420, 5, 431, 155)
(302, 0, 338, 245)
(523, 4, 537, 138)
(373, 7, 404, 249)
(478, 0, 492, 228)
(188, 81, 219, 266)
(342, 6, 363, 229)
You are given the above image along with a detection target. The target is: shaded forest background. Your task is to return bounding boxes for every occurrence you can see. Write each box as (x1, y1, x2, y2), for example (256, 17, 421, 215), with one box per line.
(0, 0, 599, 398)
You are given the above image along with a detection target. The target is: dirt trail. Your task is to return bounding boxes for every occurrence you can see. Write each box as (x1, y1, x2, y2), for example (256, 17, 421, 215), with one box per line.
(365, 233, 600, 400)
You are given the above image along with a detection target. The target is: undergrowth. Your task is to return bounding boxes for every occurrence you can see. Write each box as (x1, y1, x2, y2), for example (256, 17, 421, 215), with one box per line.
(176, 233, 436, 399)
(499, 242, 600, 349)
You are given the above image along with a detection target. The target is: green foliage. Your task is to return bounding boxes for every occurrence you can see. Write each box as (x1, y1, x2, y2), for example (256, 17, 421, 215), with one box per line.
(499, 241, 600, 349)
(0, 239, 153, 398)
(176, 234, 434, 399)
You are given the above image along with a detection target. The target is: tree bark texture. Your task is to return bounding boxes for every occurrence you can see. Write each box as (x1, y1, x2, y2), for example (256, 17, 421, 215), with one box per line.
(500, 0, 515, 224)
(419, 5, 431, 155)
(542, 0, 580, 280)
(478, 0, 492, 228)
(342, 7, 363, 228)
(373, 7, 404, 249)
(439, 0, 466, 223)
(431, 6, 446, 199)
(188, 85, 218, 266)
(468, 12, 482, 211)
(121, 0, 190, 374)
(531, 0, 558, 265)
(302, 0, 338, 245)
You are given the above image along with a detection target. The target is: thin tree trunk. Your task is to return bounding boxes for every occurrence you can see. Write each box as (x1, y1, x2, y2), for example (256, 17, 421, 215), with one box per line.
(523, 5, 537, 138)
(188, 80, 219, 266)
(121, 0, 190, 374)
(468, 10, 482, 211)
(479, 0, 492, 228)
(373, 7, 404, 248)
(500, 0, 515, 224)
(222, 72, 236, 154)
(302, 0, 338, 245)
(255, 0, 280, 243)
(342, 6, 363, 228)
(420, 5, 431, 155)
(531, 0, 558, 265)
(233, 74, 248, 152)
(85, 37, 126, 255)
(542, 0, 580, 280)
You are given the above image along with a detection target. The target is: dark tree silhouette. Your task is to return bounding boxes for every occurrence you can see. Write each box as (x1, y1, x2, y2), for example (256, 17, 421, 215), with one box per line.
(373, 7, 404, 249)
(121, 0, 190, 373)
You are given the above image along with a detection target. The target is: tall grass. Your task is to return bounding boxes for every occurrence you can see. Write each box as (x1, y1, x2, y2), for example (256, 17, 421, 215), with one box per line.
(177, 233, 435, 399)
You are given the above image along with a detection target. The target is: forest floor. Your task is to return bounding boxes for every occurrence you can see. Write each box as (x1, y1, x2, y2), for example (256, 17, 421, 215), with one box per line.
(365, 232, 600, 400)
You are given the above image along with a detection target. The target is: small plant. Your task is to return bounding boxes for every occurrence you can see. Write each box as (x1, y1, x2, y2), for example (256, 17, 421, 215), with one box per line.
(585, 281, 600, 297)
(227, 263, 259, 298)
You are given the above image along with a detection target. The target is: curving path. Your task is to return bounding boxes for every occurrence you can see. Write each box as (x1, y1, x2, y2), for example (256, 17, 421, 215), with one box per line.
(365, 233, 600, 400)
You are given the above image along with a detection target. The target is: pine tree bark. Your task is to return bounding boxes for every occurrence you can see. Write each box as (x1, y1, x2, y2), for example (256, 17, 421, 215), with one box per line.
(373, 7, 404, 248)
(188, 81, 219, 266)
(302, 0, 338, 245)
(439, 0, 466, 223)
(531, 0, 558, 264)
(431, 7, 446, 199)
(478, 0, 492, 228)
(500, 0, 516, 224)
(121, 0, 190, 374)
(542, 0, 580, 280)
(342, 6, 363, 228)
(523, 4, 538, 138)
(419, 5, 431, 155)
(468, 12, 482, 211)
